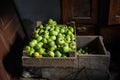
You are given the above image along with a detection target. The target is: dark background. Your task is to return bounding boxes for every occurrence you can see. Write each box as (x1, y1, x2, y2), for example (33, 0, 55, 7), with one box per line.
(14, 0, 62, 39)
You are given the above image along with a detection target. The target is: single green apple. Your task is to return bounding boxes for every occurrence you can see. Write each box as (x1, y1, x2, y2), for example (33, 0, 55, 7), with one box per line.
(24, 46, 31, 52)
(66, 30, 73, 35)
(55, 51, 62, 57)
(48, 41, 55, 47)
(69, 41, 76, 49)
(65, 36, 71, 43)
(38, 48, 45, 55)
(33, 52, 42, 58)
(37, 36, 42, 42)
(63, 45, 72, 53)
(60, 28, 65, 33)
(48, 51, 55, 57)
(57, 37, 65, 44)
(29, 39, 37, 47)
(50, 36, 56, 40)
(68, 26, 74, 33)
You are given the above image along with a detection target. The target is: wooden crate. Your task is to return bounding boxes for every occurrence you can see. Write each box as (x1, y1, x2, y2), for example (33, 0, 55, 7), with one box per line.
(22, 21, 77, 68)
(76, 36, 110, 71)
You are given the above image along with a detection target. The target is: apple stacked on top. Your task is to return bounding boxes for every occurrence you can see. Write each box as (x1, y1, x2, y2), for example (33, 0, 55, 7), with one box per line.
(24, 19, 76, 58)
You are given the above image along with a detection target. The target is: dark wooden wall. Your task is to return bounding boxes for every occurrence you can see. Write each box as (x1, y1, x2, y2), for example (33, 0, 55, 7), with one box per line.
(0, 0, 26, 78)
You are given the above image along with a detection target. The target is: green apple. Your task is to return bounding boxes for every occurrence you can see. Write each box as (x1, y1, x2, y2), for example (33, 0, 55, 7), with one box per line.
(27, 48, 35, 56)
(48, 19, 57, 26)
(50, 31, 58, 36)
(52, 21, 57, 26)
(48, 41, 55, 47)
(38, 48, 45, 55)
(39, 29, 44, 34)
(57, 37, 65, 44)
(37, 36, 42, 42)
(32, 39, 37, 44)
(63, 45, 72, 53)
(33, 52, 42, 58)
(29, 39, 37, 47)
(55, 26, 60, 33)
(70, 34, 75, 41)
(39, 25, 44, 29)
(69, 41, 76, 49)
(65, 36, 71, 43)
(55, 51, 62, 57)
(68, 26, 74, 33)
(42, 38, 47, 43)
(57, 33, 63, 38)
(60, 28, 65, 33)
(45, 24, 51, 30)
(66, 30, 73, 35)
(48, 19, 54, 24)
(43, 34, 49, 39)
(64, 26, 68, 33)
(47, 38, 52, 42)
(34, 42, 43, 50)
(24, 46, 31, 52)
(44, 30, 49, 35)
(77, 48, 82, 54)
(50, 36, 56, 40)
(33, 33, 39, 38)
(49, 27, 54, 31)
(48, 51, 55, 57)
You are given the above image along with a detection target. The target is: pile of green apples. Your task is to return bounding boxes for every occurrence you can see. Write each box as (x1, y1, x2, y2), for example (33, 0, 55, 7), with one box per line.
(77, 47, 97, 55)
(24, 19, 76, 58)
